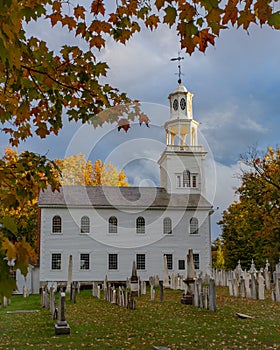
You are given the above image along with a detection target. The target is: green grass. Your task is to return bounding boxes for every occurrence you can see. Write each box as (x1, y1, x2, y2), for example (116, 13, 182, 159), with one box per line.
(0, 287, 280, 349)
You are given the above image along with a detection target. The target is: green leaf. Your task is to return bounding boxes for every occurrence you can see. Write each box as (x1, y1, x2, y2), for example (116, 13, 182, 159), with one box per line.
(268, 11, 280, 29)
(163, 6, 177, 27)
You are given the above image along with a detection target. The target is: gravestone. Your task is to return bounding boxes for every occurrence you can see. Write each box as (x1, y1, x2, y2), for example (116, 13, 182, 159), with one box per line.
(159, 281, 164, 302)
(163, 255, 170, 288)
(240, 277, 245, 298)
(258, 273, 265, 300)
(244, 273, 251, 299)
(54, 292, 70, 335)
(251, 274, 257, 300)
(130, 260, 139, 297)
(151, 285, 155, 301)
(264, 260, 271, 290)
(66, 255, 73, 294)
(209, 278, 216, 312)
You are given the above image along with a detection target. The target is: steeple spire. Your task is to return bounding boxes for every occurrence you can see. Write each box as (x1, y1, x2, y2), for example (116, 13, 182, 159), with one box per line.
(170, 53, 184, 84)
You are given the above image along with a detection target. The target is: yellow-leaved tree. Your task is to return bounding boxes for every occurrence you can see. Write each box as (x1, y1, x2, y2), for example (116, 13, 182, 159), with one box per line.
(55, 154, 130, 187)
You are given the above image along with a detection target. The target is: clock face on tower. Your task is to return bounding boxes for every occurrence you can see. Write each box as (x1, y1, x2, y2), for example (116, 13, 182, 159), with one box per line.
(180, 98, 186, 110)
(173, 99, 178, 111)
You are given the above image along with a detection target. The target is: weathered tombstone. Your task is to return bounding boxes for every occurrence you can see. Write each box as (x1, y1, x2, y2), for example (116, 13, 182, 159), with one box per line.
(233, 278, 239, 298)
(44, 290, 50, 309)
(141, 281, 146, 295)
(154, 275, 160, 287)
(264, 260, 271, 290)
(251, 274, 257, 300)
(151, 285, 155, 301)
(258, 273, 265, 300)
(228, 279, 233, 297)
(209, 278, 216, 312)
(275, 275, 280, 302)
(244, 273, 251, 299)
(92, 281, 98, 297)
(163, 255, 170, 288)
(23, 285, 29, 298)
(54, 292, 71, 335)
(71, 282, 77, 303)
(193, 279, 199, 307)
(103, 276, 108, 301)
(97, 285, 101, 299)
(240, 277, 246, 298)
(159, 281, 164, 302)
(66, 255, 73, 294)
(49, 286, 55, 318)
(3, 296, 7, 308)
(130, 260, 139, 297)
(249, 259, 257, 275)
(149, 276, 154, 287)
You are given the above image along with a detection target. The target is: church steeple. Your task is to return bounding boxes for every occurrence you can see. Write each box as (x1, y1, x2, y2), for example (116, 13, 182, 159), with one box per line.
(158, 75, 207, 195)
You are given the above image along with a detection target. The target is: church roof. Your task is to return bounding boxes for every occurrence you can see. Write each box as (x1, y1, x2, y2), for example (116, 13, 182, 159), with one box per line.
(38, 185, 212, 210)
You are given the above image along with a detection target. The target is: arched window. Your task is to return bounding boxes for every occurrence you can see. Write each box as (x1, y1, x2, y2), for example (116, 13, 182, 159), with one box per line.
(109, 216, 118, 233)
(81, 216, 90, 234)
(163, 217, 172, 234)
(136, 216, 145, 234)
(52, 215, 62, 233)
(190, 217, 199, 234)
(183, 170, 191, 187)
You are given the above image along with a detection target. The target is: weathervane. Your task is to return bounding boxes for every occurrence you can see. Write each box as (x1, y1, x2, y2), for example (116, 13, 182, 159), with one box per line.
(170, 53, 184, 84)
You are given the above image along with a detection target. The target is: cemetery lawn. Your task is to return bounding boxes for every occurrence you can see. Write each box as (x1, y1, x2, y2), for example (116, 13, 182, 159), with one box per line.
(0, 287, 279, 350)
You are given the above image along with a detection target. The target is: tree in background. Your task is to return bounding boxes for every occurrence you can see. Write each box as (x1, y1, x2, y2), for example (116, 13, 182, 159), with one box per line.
(211, 237, 225, 269)
(218, 146, 280, 270)
(0, 148, 59, 298)
(55, 154, 130, 186)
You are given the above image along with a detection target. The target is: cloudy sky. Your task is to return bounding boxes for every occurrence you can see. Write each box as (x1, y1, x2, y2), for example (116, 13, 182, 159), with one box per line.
(2, 13, 280, 240)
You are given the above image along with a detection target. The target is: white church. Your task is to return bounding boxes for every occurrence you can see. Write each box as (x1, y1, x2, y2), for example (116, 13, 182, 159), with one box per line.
(38, 79, 213, 283)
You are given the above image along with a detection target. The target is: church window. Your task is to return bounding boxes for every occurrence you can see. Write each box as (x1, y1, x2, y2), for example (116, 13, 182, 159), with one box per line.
(80, 216, 90, 234)
(178, 260, 185, 270)
(176, 175, 181, 188)
(165, 254, 173, 270)
(136, 254, 146, 270)
(183, 170, 191, 187)
(190, 217, 199, 234)
(52, 216, 62, 233)
(136, 216, 145, 234)
(51, 253, 61, 270)
(193, 253, 200, 269)
(108, 216, 118, 233)
(108, 254, 118, 270)
(80, 253, 90, 270)
(163, 217, 172, 234)
(192, 175, 197, 188)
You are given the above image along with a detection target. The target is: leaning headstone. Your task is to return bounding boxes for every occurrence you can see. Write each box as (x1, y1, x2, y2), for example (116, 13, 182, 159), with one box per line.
(54, 292, 71, 335)
(209, 278, 216, 312)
